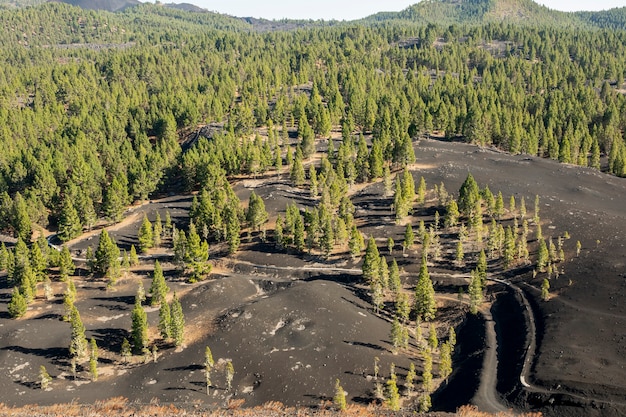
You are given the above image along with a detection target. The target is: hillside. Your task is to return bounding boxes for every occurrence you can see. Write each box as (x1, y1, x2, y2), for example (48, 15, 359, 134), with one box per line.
(365, 0, 626, 29)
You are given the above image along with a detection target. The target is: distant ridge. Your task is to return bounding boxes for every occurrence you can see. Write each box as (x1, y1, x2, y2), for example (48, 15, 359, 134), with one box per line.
(48, 0, 140, 12)
(365, 0, 626, 29)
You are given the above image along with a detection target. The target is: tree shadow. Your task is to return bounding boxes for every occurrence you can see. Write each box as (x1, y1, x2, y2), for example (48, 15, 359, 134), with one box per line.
(90, 328, 130, 352)
(343, 340, 386, 351)
(33, 313, 64, 321)
(2, 345, 68, 365)
(164, 364, 203, 372)
(92, 295, 136, 305)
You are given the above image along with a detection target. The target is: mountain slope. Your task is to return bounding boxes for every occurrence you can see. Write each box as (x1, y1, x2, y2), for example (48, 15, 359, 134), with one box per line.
(366, 0, 626, 29)
(50, 0, 140, 12)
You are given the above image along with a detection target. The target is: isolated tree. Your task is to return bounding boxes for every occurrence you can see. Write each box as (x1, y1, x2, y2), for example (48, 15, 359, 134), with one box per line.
(417, 394, 431, 412)
(40, 365, 52, 390)
(405, 362, 416, 396)
(150, 261, 168, 306)
(131, 297, 148, 353)
(455, 240, 464, 265)
(246, 192, 269, 232)
(129, 244, 139, 266)
(414, 256, 436, 321)
(457, 173, 480, 217)
(428, 323, 438, 351)
(69, 305, 88, 359)
(59, 246, 75, 281)
(158, 301, 172, 340)
(362, 237, 380, 283)
(541, 278, 550, 301)
(395, 292, 410, 323)
(445, 200, 459, 228)
(468, 269, 483, 315)
(138, 214, 153, 253)
(386, 378, 401, 411)
(121, 338, 132, 363)
(8, 287, 27, 318)
(537, 238, 549, 271)
(389, 259, 401, 293)
(89, 338, 98, 381)
(204, 346, 214, 395)
(334, 379, 347, 411)
(225, 360, 235, 391)
(439, 342, 452, 380)
(403, 223, 414, 253)
(153, 212, 163, 247)
(422, 350, 433, 392)
(348, 225, 364, 258)
(170, 293, 185, 347)
(93, 229, 120, 279)
(390, 317, 403, 354)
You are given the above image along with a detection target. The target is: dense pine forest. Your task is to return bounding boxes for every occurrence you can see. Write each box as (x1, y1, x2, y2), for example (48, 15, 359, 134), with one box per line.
(1, 0, 626, 241)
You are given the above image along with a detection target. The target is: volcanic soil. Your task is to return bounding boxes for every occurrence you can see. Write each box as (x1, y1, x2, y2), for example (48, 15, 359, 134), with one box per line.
(1, 137, 625, 417)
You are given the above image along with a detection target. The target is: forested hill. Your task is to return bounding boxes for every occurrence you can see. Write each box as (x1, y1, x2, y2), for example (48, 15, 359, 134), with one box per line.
(0, 0, 625, 242)
(365, 0, 626, 30)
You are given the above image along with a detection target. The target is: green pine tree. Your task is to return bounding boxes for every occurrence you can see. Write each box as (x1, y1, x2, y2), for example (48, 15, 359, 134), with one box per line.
(170, 293, 185, 347)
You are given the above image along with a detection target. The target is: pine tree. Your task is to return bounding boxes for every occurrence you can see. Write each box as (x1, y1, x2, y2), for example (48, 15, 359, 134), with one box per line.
(403, 223, 414, 253)
(389, 259, 401, 293)
(468, 269, 483, 315)
(414, 256, 436, 321)
(129, 245, 139, 266)
(417, 394, 431, 412)
(225, 361, 235, 391)
(158, 301, 172, 340)
(385, 378, 401, 411)
(390, 317, 403, 354)
(422, 350, 433, 392)
(333, 379, 347, 411)
(362, 237, 380, 283)
(69, 305, 88, 359)
(131, 298, 148, 353)
(8, 287, 27, 318)
(58, 246, 75, 281)
(12, 193, 32, 242)
(457, 173, 480, 217)
(537, 238, 549, 271)
(395, 292, 410, 323)
(405, 362, 416, 396)
(417, 176, 426, 205)
(89, 338, 98, 381)
(121, 338, 131, 363)
(153, 212, 162, 247)
(246, 192, 269, 232)
(445, 200, 459, 228)
(138, 214, 153, 253)
(428, 323, 438, 351)
(290, 150, 306, 186)
(348, 225, 364, 259)
(170, 293, 185, 347)
(150, 261, 168, 306)
(164, 211, 173, 238)
(439, 342, 452, 380)
(541, 278, 550, 301)
(58, 198, 82, 242)
(204, 346, 214, 395)
(94, 229, 119, 278)
(455, 240, 464, 265)
(40, 365, 52, 390)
